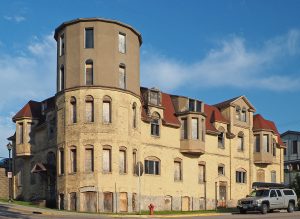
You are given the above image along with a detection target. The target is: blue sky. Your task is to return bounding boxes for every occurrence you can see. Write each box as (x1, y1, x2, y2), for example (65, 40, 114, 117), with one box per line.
(0, 0, 300, 157)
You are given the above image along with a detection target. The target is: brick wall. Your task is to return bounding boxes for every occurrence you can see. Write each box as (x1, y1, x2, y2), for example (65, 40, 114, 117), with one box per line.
(0, 168, 9, 199)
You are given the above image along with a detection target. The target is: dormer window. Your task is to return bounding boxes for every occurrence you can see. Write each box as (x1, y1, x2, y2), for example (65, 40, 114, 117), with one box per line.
(189, 99, 201, 112)
(149, 90, 160, 105)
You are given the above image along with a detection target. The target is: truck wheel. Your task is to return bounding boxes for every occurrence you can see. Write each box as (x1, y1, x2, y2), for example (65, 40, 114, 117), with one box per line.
(287, 202, 294, 213)
(239, 209, 247, 214)
(261, 203, 268, 214)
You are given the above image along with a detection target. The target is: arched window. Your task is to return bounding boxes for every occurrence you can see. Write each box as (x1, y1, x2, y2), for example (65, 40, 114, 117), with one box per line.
(70, 97, 77, 123)
(85, 59, 93, 85)
(85, 145, 94, 172)
(132, 103, 137, 128)
(103, 96, 112, 124)
(119, 64, 126, 89)
(151, 112, 160, 136)
(119, 146, 127, 174)
(70, 146, 77, 173)
(218, 163, 225, 176)
(144, 156, 160, 175)
(257, 169, 265, 182)
(237, 132, 244, 151)
(235, 106, 241, 121)
(271, 170, 276, 183)
(218, 127, 225, 148)
(59, 65, 65, 91)
(103, 145, 112, 173)
(174, 158, 182, 181)
(241, 107, 247, 122)
(85, 95, 94, 122)
(236, 168, 246, 183)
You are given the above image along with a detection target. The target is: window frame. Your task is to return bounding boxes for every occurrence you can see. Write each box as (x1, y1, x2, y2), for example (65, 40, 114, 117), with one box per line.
(103, 96, 112, 124)
(218, 164, 225, 176)
(174, 158, 182, 182)
(103, 146, 112, 173)
(119, 147, 127, 174)
(119, 64, 126, 89)
(70, 146, 77, 174)
(70, 97, 77, 124)
(85, 59, 94, 85)
(85, 95, 94, 123)
(144, 157, 160, 175)
(118, 32, 126, 53)
(84, 146, 94, 172)
(236, 169, 247, 183)
(59, 33, 65, 56)
(84, 27, 94, 49)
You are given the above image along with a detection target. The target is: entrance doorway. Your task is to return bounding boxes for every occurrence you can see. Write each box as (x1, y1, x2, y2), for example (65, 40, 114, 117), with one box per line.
(218, 182, 227, 207)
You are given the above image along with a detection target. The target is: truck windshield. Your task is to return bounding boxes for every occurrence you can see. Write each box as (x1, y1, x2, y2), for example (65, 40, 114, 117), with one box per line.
(249, 190, 269, 197)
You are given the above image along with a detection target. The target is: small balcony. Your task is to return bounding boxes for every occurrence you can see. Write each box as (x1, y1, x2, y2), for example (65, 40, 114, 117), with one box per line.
(253, 152, 273, 164)
(15, 143, 31, 156)
(180, 139, 205, 154)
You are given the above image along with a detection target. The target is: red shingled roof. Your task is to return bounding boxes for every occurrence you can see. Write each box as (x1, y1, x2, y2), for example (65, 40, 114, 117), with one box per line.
(161, 93, 180, 127)
(13, 100, 42, 121)
(253, 114, 285, 147)
(204, 104, 228, 134)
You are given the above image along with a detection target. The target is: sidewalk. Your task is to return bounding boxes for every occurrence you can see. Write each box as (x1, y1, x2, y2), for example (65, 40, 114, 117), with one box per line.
(0, 201, 228, 218)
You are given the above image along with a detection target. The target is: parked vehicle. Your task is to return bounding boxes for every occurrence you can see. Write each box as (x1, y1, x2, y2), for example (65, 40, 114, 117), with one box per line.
(237, 182, 297, 214)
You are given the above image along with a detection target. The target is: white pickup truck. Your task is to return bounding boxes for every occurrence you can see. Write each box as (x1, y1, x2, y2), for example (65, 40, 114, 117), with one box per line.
(237, 182, 298, 214)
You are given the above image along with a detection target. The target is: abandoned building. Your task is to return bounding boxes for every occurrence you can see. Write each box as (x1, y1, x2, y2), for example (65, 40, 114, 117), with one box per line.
(8, 18, 285, 212)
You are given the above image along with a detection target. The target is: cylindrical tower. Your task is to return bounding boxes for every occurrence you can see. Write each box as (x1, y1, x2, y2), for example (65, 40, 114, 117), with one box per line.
(54, 18, 142, 212)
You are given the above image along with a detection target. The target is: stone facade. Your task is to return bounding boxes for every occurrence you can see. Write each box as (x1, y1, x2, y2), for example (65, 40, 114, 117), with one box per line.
(8, 18, 285, 212)
(0, 168, 9, 199)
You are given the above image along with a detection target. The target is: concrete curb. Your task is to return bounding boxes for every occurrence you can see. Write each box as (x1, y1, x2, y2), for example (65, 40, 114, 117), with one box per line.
(0, 202, 228, 218)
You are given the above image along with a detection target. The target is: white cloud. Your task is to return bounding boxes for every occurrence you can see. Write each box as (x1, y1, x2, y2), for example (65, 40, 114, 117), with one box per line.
(3, 15, 26, 23)
(0, 33, 56, 157)
(141, 30, 300, 92)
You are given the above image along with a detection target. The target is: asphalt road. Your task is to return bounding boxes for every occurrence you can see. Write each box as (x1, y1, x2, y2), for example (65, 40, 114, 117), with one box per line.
(1, 205, 300, 219)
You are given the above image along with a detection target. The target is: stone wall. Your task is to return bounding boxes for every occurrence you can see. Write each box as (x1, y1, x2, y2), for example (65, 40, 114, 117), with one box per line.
(0, 168, 8, 199)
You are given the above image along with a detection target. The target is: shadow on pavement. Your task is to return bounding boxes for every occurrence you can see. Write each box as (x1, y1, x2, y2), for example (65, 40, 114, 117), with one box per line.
(0, 205, 31, 219)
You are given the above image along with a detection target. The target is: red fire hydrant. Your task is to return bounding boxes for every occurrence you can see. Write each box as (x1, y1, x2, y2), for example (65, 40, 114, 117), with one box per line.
(148, 203, 154, 215)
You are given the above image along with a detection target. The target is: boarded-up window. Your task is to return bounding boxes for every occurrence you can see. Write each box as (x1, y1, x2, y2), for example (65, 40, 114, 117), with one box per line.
(60, 149, 64, 175)
(69, 192, 76, 211)
(149, 91, 159, 105)
(85, 97, 94, 122)
(119, 192, 128, 212)
(174, 161, 182, 181)
(119, 65, 126, 89)
(198, 164, 205, 183)
(70, 97, 77, 123)
(103, 101, 111, 124)
(181, 118, 187, 139)
(132, 193, 137, 212)
(82, 192, 97, 212)
(237, 136, 244, 151)
(103, 149, 111, 173)
(182, 196, 190, 211)
(271, 171, 276, 183)
(254, 135, 260, 152)
(85, 60, 93, 85)
(85, 28, 94, 48)
(118, 33, 126, 53)
(85, 148, 94, 172)
(119, 150, 126, 174)
(263, 134, 269, 152)
(103, 192, 113, 212)
(164, 196, 172, 211)
(18, 123, 23, 144)
(192, 118, 198, 140)
(257, 169, 265, 182)
(70, 148, 77, 173)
